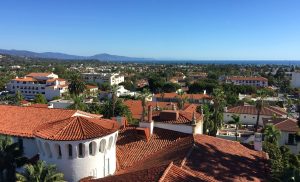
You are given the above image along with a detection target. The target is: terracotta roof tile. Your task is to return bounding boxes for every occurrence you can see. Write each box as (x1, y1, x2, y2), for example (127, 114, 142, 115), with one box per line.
(0, 105, 99, 138)
(26, 72, 53, 77)
(227, 76, 268, 81)
(226, 105, 287, 116)
(34, 116, 119, 141)
(263, 118, 299, 133)
(154, 93, 211, 100)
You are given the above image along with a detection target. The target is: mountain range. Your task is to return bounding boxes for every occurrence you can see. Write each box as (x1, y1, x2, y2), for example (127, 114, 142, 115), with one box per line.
(0, 49, 154, 61)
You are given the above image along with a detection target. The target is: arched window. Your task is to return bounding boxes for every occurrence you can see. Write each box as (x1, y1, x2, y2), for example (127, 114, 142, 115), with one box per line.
(78, 143, 85, 158)
(54, 144, 62, 159)
(44, 142, 52, 158)
(113, 133, 118, 146)
(89, 142, 96, 156)
(68, 144, 73, 158)
(108, 136, 113, 150)
(99, 139, 106, 153)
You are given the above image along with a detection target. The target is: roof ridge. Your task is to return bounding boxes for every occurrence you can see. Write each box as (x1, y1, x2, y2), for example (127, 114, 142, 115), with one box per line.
(78, 117, 88, 138)
(48, 116, 79, 139)
(158, 162, 174, 182)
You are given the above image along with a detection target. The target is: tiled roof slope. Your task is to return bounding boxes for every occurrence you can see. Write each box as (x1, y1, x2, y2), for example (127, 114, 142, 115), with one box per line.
(227, 76, 268, 81)
(0, 105, 76, 138)
(226, 105, 287, 116)
(0, 105, 101, 138)
(89, 129, 268, 182)
(34, 116, 119, 141)
(116, 127, 191, 170)
(26, 72, 53, 77)
(263, 118, 299, 133)
(154, 93, 212, 100)
(152, 110, 202, 125)
(182, 135, 268, 182)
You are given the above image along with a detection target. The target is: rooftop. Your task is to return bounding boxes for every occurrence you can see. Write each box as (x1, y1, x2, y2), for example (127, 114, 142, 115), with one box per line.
(87, 127, 268, 182)
(226, 105, 287, 116)
(35, 116, 119, 141)
(227, 76, 268, 81)
(263, 118, 299, 133)
(0, 105, 102, 138)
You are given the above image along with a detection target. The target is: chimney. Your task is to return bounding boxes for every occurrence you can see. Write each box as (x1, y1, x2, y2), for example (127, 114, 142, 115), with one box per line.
(254, 133, 263, 151)
(191, 111, 197, 126)
(203, 90, 206, 94)
(172, 103, 177, 111)
(148, 105, 153, 122)
(224, 107, 228, 112)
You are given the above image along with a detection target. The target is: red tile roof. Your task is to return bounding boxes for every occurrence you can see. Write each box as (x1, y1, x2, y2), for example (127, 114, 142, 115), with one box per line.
(152, 110, 202, 125)
(26, 72, 53, 77)
(34, 116, 119, 141)
(86, 85, 98, 89)
(88, 129, 268, 182)
(181, 135, 268, 182)
(227, 76, 268, 81)
(226, 105, 287, 116)
(29, 104, 49, 108)
(154, 93, 211, 100)
(263, 118, 299, 133)
(0, 105, 101, 138)
(13, 77, 37, 82)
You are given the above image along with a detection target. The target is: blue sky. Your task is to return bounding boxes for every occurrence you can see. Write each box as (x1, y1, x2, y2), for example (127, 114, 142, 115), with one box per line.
(0, 0, 299, 60)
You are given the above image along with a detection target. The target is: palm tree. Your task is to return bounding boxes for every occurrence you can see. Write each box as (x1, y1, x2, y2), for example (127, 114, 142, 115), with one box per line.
(255, 90, 266, 132)
(68, 74, 86, 96)
(68, 95, 87, 111)
(202, 104, 213, 135)
(228, 114, 242, 141)
(110, 85, 119, 118)
(177, 90, 188, 109)
(138, 89, 150, 121)
(211, 88, 226, 136)
(0, 136, 27, 181)
(264, 124, 281, 144)
(16, 160, 65, 182)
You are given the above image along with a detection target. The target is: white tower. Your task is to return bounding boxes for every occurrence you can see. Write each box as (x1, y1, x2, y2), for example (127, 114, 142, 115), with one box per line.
(34, 116, 119, 182)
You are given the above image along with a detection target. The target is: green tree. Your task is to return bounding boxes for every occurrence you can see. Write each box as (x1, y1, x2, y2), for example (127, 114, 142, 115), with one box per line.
(210, 88, 226, 136)
(68, 74, 86, 96)
(264, 124, 281, 144)
(0, 135, 27, 182)
(34, 94, 47, 104)
(110, 85, 119, 118)
(138, 89, 150, 121)
(16, 160, 65, 182)
(68, 95, 87, 111)
(15, 90, 24, 105)
(162, 82, 180, 93)
(228, 114, 241, 141)
(255, 90, 266, 132)
(176, 90, 188, 109)
(100, 99, 132, 123)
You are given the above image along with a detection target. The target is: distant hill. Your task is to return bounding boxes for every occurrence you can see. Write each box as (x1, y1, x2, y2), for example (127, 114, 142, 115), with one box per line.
(0, 49, 154, 61)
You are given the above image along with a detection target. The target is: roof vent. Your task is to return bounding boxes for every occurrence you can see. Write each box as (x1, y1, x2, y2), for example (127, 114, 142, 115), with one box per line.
(159, 110, 179, 121)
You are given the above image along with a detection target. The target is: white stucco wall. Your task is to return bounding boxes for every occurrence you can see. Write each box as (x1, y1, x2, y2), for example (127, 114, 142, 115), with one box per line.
(36, 131, 118, 182)
(223, 113, 272, 126)
(154, 122, 193, 134)
(12, 137, 38, 158)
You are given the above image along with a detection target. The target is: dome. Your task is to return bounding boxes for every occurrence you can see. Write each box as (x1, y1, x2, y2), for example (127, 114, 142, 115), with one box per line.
(34, 116, 119, 141)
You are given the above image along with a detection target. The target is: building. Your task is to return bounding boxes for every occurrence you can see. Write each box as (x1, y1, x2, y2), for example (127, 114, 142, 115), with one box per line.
(81, 73, 124, 86)
(0, 105, 118, 182)
(225, 76, 268, 87)
(153, 92, 211, 104)
(6, 72, 68, 100)
(0, 104, 269, 181)
(223, 105, 287, 126)
(263, 118, 300, 154)
(291, 72, 300, 88)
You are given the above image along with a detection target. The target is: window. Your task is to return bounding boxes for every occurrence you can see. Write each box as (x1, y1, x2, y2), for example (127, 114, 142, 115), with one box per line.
(108, 136, 113, 150)
(54, 144, 62, 159)
(288, 134, 296, 145)
(78, 143, 85, 158)
(68, 144, 73, 158)
(89, 142, 96, 156)
(99, 139, 106, 153)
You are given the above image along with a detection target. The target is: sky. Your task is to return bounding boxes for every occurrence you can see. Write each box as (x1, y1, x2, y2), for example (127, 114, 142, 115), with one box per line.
(0, 0, 300, 60)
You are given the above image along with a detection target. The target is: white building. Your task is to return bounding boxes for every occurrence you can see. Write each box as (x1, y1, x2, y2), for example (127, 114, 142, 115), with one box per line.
(225, 76, 268, 87)
(291, 72, 300, 88)
(223, 105, 287, 126)
(81, 72, 124, 86)
(0, 105, 118, 182)
(263, 118, 300, 154)
(6, 72, 68, 100)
